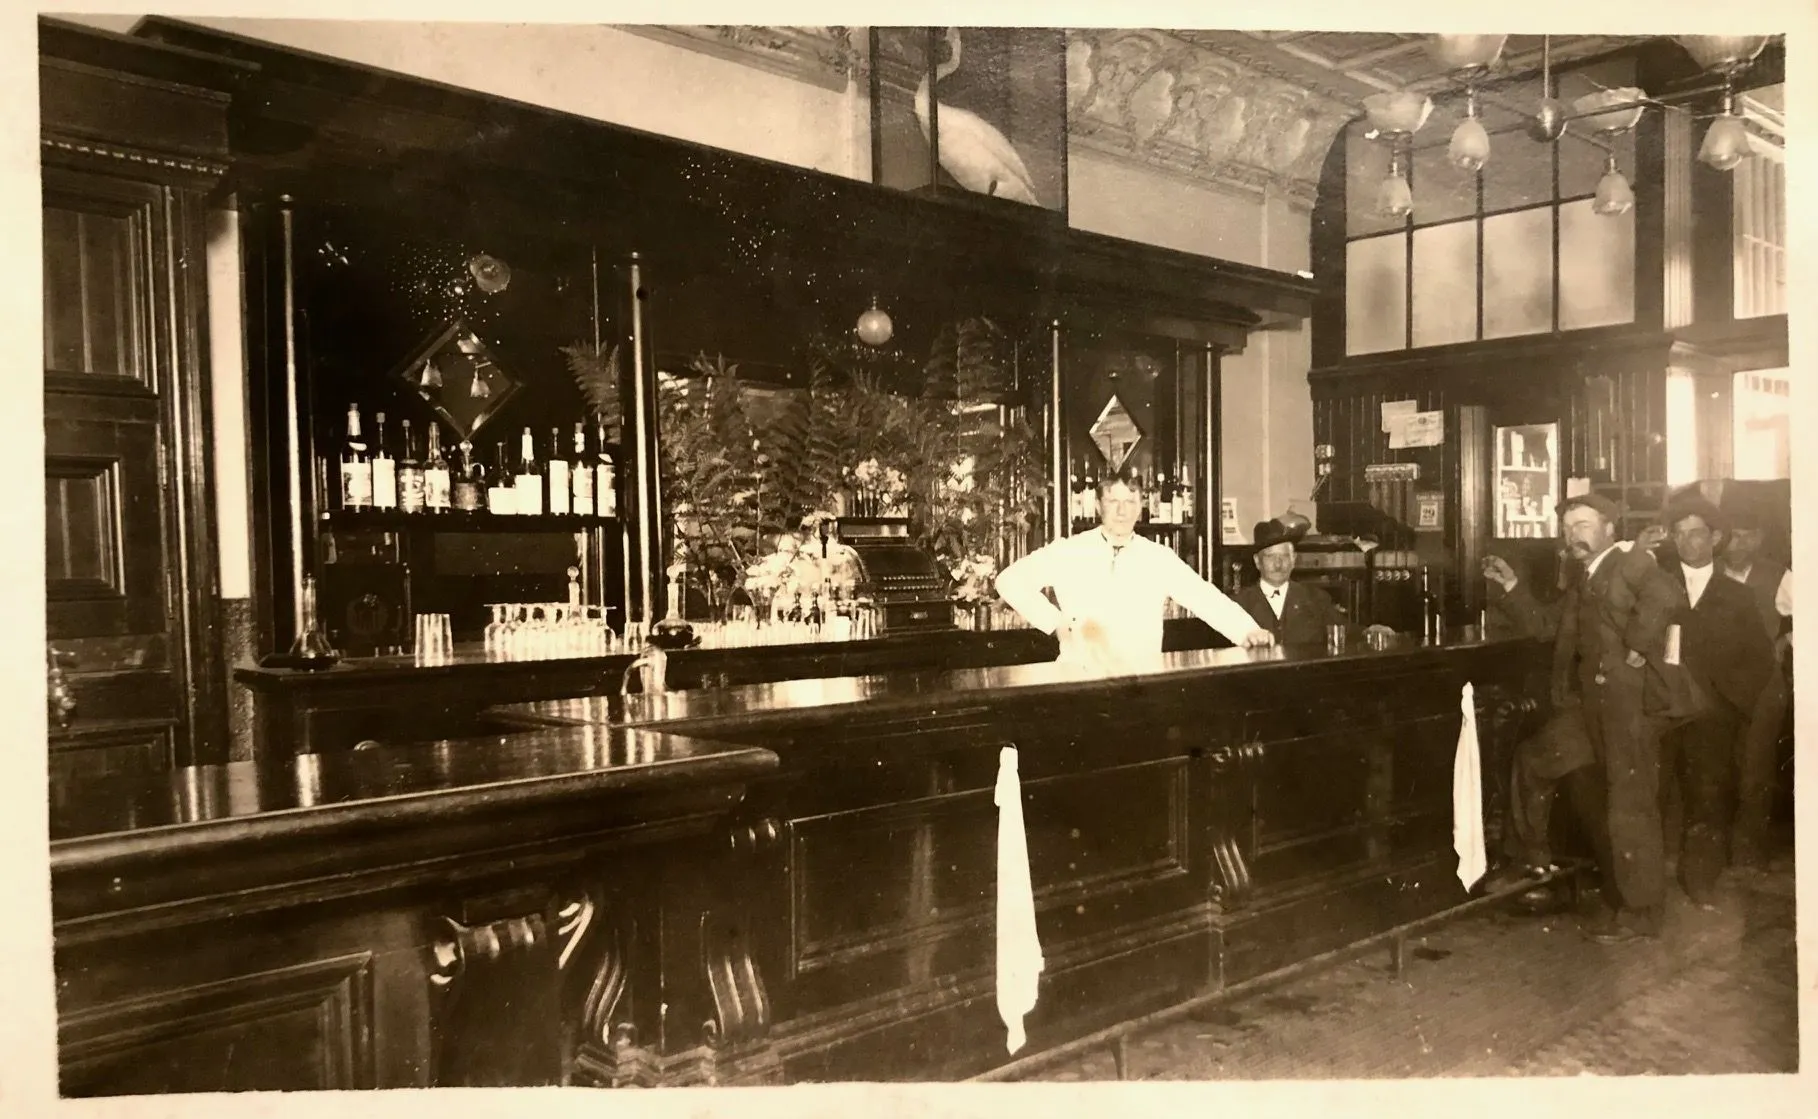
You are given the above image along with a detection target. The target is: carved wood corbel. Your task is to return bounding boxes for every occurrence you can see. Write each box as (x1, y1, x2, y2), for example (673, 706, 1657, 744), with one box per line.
(426, 887, 576, 1087)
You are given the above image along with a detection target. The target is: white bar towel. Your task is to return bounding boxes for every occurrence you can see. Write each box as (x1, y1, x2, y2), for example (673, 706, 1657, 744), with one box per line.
(1452, 682, 1487, 891)
(995, 746, 1044, 1055)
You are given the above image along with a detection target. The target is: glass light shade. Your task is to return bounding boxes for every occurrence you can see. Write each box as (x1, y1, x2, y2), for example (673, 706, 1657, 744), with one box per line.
(1592, 165, 1634, 216)
(1375, 169, 1414, 218)
(1427, 34, 1508, 71)
(1675, 35, 1770, 75)
(1448, 117, 1491, 171)
(1363, 92, 1434, 136)
(1572, 87, 1647, 134)
(1698, 115, 1751, 171)
(855, 302, 894, 346)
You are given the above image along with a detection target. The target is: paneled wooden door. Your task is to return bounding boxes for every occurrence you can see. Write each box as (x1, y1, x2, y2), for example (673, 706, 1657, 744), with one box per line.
(43, 163, 226, 774)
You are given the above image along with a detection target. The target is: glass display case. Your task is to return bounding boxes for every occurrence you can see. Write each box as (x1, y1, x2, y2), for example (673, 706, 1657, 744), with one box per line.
(1494, 422, 1559, 539)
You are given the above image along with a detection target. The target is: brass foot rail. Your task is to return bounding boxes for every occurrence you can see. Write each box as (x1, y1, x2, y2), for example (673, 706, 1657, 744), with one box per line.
(972, 861, 1591, 1082)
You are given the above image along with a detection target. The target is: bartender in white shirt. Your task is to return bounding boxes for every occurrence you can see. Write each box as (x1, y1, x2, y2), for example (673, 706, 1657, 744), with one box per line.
(995, 469, 1275, 665)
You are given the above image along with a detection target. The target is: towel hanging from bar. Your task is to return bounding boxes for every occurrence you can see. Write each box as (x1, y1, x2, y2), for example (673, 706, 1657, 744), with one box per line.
(995, 745, 1043, 1054)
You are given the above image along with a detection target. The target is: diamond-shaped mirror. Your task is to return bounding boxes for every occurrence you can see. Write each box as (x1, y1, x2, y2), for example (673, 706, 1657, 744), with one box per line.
(388, 319, 521, 442)
(1089, 394, 1144, 473)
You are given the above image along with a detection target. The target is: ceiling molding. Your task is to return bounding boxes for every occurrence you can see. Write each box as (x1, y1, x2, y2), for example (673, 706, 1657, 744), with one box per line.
(619, 27, 1713, 215)
(621, 25, 862, 92)
(1064, 28, 1354, 210)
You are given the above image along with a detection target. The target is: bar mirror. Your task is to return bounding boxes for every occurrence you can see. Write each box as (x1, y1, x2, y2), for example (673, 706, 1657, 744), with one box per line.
(1089, 394, 1144, 473)
(389, 318, 522, 442)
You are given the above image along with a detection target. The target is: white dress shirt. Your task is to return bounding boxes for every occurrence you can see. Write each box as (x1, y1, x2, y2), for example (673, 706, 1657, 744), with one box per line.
(1681, 562, 1714, 609)
(1259, 579, 1290, 619)
(995, 529, 1259, 664)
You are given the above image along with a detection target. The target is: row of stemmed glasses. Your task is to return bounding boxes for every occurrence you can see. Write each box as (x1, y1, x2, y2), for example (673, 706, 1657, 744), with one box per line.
(483, 603, 624, 660)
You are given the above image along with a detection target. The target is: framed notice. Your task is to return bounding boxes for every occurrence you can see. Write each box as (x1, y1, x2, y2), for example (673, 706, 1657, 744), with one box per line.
(1415, 491, 1444, 531)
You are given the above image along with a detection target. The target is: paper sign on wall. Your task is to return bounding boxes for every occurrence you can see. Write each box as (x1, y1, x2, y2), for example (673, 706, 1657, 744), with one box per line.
(1380, 400, 1417, 433)
(1389, 410, 1444, 449)
(1565, 476, 1592, 498)
(1221, 498, 1242, 545)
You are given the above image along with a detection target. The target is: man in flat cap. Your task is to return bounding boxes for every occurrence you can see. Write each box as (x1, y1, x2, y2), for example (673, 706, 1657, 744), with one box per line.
(1656, 496, 1774, 902)
(1718, 503, 1793, 867)
(1550, 491, 1686, 943)
(1235, 517, 1348, 644)
(996, 468, 1276, 667)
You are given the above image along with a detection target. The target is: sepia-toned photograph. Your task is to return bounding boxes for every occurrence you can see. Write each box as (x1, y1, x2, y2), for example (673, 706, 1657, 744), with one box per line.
(25, 8, 1805, 1110)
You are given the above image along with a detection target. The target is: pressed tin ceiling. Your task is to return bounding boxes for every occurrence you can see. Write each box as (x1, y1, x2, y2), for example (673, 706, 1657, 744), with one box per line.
(626, 27, 1724, 211)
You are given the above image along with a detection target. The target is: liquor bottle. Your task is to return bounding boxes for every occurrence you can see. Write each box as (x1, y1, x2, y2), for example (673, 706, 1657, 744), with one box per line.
(423, 424, 451, 513)
(452, 439, 483, 513)
(595, 418, 618, 519)
(546, 426, 571, 515)
(1178, 473, 1194, 525)
(397, 418, 426, 514)
(515, 427, 544, 516)
(487, 443, 515, 514)
(1156, 472, 1174, 525)
(340, 403, 372, 510)
(371, 412, 398, 510)
(569, 422, 594, 517)
(1067, 471, 1081, 525)
(1082, 469, 1099, 523)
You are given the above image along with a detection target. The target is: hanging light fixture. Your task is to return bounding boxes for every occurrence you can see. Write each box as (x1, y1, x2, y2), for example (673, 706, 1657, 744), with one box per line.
(1674, 35, 1770, 76)
(1527, 36, 1568, 143)
(1699, 95, 1752, 171)
(1376, 151, 1414, 219)
(1362, 91, 1434, 136)
(1592, 154, 1635, 216)
(1448, 88, 1491, 171)
(1571, 87, 1648, 135)
(855, 295, 894, 346)
(1426, 34, 1508, 73)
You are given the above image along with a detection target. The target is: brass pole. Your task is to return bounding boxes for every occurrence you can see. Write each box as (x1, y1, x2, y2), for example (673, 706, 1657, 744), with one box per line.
(279, 197, 306, 638)
(1048, 320, 1064, 542)
(626, 253, 658, 625)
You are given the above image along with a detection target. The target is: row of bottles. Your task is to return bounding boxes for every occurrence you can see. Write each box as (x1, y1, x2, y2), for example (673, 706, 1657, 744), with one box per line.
(336, 403, 618, 518)
(1067, 468, 1196, 527)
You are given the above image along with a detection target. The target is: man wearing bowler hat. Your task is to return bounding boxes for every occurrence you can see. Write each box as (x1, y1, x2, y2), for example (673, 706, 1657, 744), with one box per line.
(1552, 492, 1686, 943)
(1235, 517, 1348, 645)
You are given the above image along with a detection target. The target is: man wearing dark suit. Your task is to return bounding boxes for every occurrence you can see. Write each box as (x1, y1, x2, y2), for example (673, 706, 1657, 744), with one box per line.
(1553, 494, 1685, 943)
(1657, 498, 1775, 903)
(1235, 518, 1346, 644)
(1718, 506, 1792, 867)
(1477, 551, 1611, 896)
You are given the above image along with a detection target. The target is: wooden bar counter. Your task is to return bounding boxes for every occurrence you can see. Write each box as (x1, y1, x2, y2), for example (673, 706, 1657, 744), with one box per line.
(54, 632, 1550, 1092)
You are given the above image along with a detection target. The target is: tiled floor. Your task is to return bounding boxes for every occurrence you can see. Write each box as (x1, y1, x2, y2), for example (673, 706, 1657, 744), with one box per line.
(1035, 849, 1798, 1080)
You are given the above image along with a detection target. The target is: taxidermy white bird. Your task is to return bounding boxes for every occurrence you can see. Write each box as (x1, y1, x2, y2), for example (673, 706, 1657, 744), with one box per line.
(913, 27, 1040, 206)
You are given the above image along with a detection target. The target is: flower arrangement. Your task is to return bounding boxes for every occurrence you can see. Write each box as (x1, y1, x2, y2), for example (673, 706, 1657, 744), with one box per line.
(845, 458, 910, 518)
(946, 553, 999, 604)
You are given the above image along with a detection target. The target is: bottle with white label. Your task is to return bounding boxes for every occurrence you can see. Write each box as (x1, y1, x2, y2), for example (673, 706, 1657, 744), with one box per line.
(397, 418, 425, 514)
(486, 443, 515, 514)
(570, 422, 594, 517)
(515, 427, 544, 516)
(595, 417, 617, 518)
(546, 426, 571, 515)
(423, 424, 451, 513)
(340, 403, 371, 510)
(370, 412, 398, 510)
